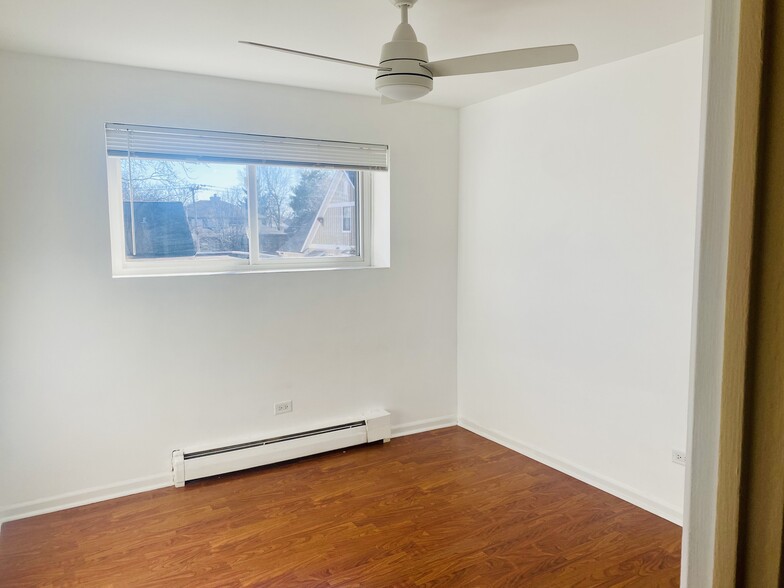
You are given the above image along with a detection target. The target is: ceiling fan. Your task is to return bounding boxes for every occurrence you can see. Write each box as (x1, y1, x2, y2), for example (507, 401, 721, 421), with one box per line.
(240, 0, 579, 102)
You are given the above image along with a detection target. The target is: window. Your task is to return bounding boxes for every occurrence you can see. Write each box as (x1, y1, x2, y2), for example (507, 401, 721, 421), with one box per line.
(105, 124, 388, 277)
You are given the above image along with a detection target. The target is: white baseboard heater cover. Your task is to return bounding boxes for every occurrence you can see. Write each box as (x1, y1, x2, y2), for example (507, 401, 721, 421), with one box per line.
(172, 409, 391, 487)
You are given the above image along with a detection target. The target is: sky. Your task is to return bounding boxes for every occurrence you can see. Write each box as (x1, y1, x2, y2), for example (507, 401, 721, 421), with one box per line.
(186, 162, 245, 201)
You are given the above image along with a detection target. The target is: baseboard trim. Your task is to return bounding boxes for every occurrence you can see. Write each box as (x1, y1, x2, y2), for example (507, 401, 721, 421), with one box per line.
(391, 415, 458, 438)
(0, 473, 172, 529)
(458, 417, 683, 526)
(1, 415, 458, 528)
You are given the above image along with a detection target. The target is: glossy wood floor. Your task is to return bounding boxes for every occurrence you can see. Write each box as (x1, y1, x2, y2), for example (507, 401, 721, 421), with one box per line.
(0, 427, 681, 587)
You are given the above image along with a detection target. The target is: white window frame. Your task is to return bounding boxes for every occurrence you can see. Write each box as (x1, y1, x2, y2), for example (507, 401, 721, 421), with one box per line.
(105, 125, 384, 278)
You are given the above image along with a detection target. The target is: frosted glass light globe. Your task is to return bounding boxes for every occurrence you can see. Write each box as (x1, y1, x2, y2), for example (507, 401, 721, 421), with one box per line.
(378, 84, 431, 101)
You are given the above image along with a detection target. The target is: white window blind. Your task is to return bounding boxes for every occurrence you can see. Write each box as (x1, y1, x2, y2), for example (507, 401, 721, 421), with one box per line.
(105, 123, 389, 171)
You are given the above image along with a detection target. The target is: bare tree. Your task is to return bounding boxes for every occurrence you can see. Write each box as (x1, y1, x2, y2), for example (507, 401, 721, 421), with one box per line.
(222, 185, 248, 209)
(120, 159, 195, 202)
(237, 166, 295, 230)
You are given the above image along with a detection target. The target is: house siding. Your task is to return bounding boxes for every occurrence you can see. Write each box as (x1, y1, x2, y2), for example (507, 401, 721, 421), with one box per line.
(308, 172, 357, 252)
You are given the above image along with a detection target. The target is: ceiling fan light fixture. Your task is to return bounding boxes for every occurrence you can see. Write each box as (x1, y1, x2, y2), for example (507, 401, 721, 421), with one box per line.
(377, 82, 432, 101)
(373, 10, 431, 102)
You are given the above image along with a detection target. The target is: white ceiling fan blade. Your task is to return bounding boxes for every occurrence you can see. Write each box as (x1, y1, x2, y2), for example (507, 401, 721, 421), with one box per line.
(425, 44, 578, 77)
(380, 95, 401, 105)
(239, 41, 389, 71)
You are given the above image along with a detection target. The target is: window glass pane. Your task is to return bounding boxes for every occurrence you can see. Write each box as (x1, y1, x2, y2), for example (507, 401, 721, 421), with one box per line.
(342, 206, 352, 232)
(118, 158, 249, 261)
(256, 167, 360, 258)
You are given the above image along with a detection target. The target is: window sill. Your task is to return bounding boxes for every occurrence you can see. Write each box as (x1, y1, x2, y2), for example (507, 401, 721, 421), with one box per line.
(111, 262, 390, 279)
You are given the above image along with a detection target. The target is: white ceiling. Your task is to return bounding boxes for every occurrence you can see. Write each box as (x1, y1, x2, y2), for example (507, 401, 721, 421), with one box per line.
(0, 0, 704, 108)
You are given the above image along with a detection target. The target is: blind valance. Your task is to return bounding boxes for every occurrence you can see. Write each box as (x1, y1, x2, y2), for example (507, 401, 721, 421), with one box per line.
(105, 123, 389, 171)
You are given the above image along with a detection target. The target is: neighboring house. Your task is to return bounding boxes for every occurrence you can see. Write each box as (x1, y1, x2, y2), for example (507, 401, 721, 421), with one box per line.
(122, 201, 195, 258)
(280, 171, 358, 257)
(185, 194, 248, 256)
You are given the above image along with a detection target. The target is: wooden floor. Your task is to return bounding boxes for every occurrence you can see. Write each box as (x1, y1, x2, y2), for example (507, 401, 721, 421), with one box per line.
(0, 427, 681, 587)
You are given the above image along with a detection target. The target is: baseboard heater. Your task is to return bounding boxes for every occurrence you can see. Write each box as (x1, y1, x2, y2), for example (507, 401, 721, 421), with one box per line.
(171, 409, 391, 487)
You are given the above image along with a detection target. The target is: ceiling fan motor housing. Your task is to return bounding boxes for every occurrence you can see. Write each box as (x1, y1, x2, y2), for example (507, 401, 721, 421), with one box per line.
(375, 21, 433, 100)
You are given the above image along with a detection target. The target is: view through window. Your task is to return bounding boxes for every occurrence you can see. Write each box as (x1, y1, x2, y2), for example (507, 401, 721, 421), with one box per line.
(118, 159, 359, 261)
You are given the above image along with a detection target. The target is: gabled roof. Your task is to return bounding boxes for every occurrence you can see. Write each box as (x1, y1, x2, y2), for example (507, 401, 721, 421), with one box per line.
(282, 171, 356, 254)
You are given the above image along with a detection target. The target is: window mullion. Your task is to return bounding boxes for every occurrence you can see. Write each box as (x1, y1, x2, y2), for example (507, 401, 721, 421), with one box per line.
(361, 172, 372, 263)
(247, 165, 260, 264)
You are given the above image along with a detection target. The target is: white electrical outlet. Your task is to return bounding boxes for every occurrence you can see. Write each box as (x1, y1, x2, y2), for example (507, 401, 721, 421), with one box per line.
(274, 400, 293, 415)
(672, 449, 687, 466)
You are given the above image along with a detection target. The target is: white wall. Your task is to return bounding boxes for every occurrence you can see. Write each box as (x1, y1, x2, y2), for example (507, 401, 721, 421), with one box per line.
(0, 51, 458, 521)
(457, 37, 703, 523)
(0, 38, 705, 527)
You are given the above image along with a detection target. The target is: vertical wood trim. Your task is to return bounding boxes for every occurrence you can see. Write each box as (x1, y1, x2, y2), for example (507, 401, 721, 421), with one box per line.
(711, 0, 767, 584)
(714, 0, 784, 584)
(740, 0, 784, 582)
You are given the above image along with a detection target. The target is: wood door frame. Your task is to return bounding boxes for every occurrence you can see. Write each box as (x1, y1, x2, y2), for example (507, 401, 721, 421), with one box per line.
(711, 0, 767, 582)
(686, 0, 784, 584)
(715, 0, 784, 583)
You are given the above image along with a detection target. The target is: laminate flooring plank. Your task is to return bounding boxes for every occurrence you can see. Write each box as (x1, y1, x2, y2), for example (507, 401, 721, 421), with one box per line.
(0, 427, 681, 587)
